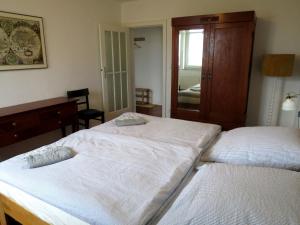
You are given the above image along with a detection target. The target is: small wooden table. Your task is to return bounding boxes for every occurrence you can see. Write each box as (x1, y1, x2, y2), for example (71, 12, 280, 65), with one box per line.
(0, 97, 78, 147)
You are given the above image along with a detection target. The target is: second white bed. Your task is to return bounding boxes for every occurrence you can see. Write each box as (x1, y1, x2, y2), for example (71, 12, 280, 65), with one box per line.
(158, 163, 300, 225)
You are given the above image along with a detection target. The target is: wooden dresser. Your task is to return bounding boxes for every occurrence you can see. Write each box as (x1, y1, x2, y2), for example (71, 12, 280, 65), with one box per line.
(0, 97, 78, 147)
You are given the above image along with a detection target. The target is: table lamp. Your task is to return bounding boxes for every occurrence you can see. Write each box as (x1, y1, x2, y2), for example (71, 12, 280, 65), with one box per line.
(262, 54, 295, 77)
(282, 93, 299, 111)
(262, 54, 295, 125)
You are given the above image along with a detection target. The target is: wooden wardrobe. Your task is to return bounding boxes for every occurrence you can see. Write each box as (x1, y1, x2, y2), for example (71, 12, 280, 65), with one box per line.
(171, 11, 256, 130)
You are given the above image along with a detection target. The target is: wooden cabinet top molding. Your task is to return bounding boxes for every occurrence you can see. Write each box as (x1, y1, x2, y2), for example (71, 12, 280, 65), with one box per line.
(172, 11, 256, 26)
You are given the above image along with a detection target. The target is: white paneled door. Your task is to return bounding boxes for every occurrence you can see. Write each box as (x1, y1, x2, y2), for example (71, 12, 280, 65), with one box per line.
(99, 25, 132, 121)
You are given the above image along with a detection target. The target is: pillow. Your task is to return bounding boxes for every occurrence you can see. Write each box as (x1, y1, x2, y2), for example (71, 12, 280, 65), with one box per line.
(201, 127, 300, 170)
(115, 113, 147, 126)
(24, 146, 76, 168)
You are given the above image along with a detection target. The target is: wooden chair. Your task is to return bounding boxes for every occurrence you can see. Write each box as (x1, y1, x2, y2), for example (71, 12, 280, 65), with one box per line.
(67, 88, 104, 129)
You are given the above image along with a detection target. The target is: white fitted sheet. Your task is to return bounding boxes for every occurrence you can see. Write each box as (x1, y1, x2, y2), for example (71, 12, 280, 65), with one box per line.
(93, 113, 221, 149)
(158, 163, 300, 225)
(0, 130, 199, 225)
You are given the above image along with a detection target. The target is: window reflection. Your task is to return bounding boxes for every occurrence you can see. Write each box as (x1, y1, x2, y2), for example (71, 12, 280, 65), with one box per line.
(177, 29, 204, 110)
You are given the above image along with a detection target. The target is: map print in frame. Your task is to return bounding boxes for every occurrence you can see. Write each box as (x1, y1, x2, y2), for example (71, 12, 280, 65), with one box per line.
(0, 11, 47, 71)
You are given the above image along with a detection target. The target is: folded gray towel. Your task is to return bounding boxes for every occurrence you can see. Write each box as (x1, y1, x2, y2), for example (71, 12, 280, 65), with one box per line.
(24, 146, 76, 169)
(115, 113, 147, 126)
(115, 117, 147, 126)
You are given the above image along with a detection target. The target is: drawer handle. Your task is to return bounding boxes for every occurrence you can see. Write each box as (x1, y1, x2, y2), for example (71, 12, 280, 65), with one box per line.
(14, 134, 18, 138)
(12, 122, 17, 127)
(57, 111, 61, 115)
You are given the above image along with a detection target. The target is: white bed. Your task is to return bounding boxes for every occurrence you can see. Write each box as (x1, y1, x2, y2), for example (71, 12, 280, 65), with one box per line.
(93, 112, 220, 149)
(158, 163, 300, 225)
(0, 114, 221, 225)
(158, 126, 300, 225)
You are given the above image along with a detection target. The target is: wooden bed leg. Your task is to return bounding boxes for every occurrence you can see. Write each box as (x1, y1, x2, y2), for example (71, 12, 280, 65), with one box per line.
(0, 194, 50, 225)
(0, 201, 7, 225)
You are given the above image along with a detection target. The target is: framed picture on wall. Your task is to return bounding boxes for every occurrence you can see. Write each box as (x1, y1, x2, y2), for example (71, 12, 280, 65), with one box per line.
(0, 11, 47, 71)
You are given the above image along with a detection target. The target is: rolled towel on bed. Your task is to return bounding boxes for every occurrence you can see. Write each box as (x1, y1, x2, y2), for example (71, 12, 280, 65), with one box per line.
(115, 113, 147, 126)
(24, 146, 76, 169)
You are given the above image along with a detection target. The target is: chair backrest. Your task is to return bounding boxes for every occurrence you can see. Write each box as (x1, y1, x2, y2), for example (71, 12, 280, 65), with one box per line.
(67, 88, 90, 110)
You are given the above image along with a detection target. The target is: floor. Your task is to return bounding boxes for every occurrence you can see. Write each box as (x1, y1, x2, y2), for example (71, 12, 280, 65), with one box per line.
(136, 104, 162, 117)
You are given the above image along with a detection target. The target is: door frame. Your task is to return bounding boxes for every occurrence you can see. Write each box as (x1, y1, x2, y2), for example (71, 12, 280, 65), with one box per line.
(124, 20, 167, 117)
(98, 24, 132, 121)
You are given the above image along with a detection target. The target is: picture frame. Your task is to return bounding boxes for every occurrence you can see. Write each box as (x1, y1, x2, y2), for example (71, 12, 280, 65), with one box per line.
(0, 11, 47, 71)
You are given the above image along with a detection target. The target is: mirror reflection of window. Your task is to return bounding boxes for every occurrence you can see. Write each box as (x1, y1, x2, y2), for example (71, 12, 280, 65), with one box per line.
(177, 29, 204, 110)
(178, 29, 204, 69)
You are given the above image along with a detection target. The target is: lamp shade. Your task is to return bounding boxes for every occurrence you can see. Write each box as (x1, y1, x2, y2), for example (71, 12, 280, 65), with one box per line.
(282, 98, 296, 111)
(262, 54, 295, 77)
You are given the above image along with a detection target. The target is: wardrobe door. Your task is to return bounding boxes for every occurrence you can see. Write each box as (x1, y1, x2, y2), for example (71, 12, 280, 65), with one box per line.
(206, 22, 255, 129)
(171, 25, 210, 121)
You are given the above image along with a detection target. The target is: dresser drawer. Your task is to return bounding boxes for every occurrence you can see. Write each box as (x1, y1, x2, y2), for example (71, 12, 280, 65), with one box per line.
(0, 129, 38, 147)
(39, 107, 64, 132)
(39, 106, 62, 120)
(0, 133, 15, 147)
(0, 113, 39, 132)
(39, 104, 76, 120)
(0, 97, 78, 147)
(61, 103, 77, 117)
(38, 103, 77, 132)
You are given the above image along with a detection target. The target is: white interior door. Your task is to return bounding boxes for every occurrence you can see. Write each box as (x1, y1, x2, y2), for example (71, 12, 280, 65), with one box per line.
(99, 25, 132, 121)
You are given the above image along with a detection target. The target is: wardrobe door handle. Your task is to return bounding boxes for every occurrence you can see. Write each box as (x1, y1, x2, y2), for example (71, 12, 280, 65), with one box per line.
(202, 73, 212, 80)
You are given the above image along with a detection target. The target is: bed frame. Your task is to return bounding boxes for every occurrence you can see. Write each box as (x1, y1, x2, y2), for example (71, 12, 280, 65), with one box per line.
(0, 194, 49, 225)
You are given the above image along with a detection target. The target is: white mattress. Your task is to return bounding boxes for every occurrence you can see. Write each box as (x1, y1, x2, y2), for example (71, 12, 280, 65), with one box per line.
(0, 130, 199, 225)
(158, 163, 300, 225)
(93, 113, 221, 149)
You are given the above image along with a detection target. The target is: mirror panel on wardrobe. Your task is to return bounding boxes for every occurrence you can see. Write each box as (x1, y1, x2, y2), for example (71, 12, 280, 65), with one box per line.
(171, 24, 210, 122)
(177, 29, 204, 111)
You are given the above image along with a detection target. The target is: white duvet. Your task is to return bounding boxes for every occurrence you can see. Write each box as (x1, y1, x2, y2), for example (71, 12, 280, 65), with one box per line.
(158, 163, 300, 225)
(93, 113, 221, 149)
(0, 130, 198, 225)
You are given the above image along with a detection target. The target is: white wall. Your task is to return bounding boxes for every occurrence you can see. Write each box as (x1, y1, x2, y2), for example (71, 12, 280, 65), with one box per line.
(0, 0, 121, 159)
(132, 27, 163, 105)
(121, 0, 300, 127)
(0, 0, 121, 109)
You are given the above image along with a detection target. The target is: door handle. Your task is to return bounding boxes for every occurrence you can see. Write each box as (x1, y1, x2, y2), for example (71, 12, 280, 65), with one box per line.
(207, 74, 213, 80)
